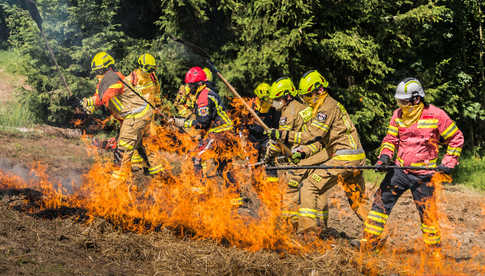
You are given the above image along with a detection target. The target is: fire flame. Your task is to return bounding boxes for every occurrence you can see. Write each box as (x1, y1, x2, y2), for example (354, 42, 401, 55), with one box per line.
(0, 103, 484, 274)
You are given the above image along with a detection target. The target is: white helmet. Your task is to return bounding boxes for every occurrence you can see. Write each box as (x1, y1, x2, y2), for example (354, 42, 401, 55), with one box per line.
(395, 78, 425, 100)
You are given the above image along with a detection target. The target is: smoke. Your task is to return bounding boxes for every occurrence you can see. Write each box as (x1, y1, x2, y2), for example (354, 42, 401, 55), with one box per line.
(0, 157, 83, 194)
(0, 157, 39, 183)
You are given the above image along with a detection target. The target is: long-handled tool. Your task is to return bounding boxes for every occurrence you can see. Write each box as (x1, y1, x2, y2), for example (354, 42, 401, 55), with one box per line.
(265, 165, 442, 171)
(167, 35, 291, 155)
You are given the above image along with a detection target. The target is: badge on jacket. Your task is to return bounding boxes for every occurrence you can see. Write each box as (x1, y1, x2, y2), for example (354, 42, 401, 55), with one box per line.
(198, 106, 209, 116)
(317, 112, 327, 122)
(279, 117, 287, 125)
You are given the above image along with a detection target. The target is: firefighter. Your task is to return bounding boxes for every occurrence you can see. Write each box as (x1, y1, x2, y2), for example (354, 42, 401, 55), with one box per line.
(351, 78, 464, 257)
(266, 70, 368, 237)
(129, 53, 162, 172)
(81, 51, 164, 181)
(264, 77, 307, 160)
(261, 77, 311, 227)
(247, 82, 281, 182)
(174, 67, 213, 119)
(170, 67, 240, 201)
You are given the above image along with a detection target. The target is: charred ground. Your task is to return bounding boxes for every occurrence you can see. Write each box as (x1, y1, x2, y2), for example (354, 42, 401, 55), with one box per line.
(0, 129, 484, 275)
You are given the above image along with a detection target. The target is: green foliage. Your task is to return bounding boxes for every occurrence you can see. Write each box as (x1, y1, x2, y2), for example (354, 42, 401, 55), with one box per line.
(453, 155, 485, 190)
(0, 50, 26, 75)
(1, 0, 484, 158)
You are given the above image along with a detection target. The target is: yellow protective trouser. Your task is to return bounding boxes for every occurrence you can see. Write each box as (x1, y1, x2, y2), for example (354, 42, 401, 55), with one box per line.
(282, 150, 329, 230)
(112, 114, 164, 181)
(296, 157, 367, 234)
(130, 120, 159, 171)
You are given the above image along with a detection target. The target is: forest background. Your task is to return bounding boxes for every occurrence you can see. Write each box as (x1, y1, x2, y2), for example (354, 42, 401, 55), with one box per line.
(0, 0, 484, 160)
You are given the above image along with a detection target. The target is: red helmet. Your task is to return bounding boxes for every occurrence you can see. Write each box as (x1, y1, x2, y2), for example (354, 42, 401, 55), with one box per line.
(185, 66, 207, 84)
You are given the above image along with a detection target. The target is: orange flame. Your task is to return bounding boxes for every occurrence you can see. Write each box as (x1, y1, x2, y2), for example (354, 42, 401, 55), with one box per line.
(0, 103, 484, 274)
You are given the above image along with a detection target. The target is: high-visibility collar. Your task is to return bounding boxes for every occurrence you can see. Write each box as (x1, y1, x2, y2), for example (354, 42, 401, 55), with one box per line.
(311, 92, 328, 118)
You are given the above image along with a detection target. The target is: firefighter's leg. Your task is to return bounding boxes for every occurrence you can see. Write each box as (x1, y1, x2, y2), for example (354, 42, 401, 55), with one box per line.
(297, 176, 329, 235)
(281, 169, 308, 230)
(111, 118, 141, 183)
(130, 149, 145, 172)
(360, 169, 409, 250)
(410, 174, 441, 251)
(141, 118, 164, 176)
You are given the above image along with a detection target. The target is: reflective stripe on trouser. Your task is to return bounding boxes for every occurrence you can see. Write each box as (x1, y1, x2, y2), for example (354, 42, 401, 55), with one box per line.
(367, 168, 439, 247)
(306, 157, 368, 221)
(364, 210, 388, 237)
(297, 178, 329, 234)
(282, 168, 307, 227)
(131, 150, 145, 170)
(116, 112, 163, 179)
(421, 223, 441, 247)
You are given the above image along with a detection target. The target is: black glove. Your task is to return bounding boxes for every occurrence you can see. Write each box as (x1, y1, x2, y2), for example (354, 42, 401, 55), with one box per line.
(248, 124, 264, 137)
(375, 154, 392, 171)
(437, 164, 452, 175)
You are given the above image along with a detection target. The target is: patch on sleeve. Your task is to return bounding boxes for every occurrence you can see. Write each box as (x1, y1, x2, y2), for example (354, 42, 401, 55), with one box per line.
(279, 117, 288, 125)
(311, 174, 322, 183)
(198, 106, 209, 117)
(316, 112, 327, 122)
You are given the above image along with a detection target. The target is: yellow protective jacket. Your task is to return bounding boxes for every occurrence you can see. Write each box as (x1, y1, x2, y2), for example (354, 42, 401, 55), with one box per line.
(285, 94, 365, 161)
(126, 68, 161, 108)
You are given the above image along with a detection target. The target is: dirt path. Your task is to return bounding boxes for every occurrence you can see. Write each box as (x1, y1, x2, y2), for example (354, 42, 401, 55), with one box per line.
(0, 129, 483, 275)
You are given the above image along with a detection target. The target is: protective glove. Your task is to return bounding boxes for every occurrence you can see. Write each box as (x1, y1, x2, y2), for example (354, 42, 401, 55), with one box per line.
(80, 98, 95, 114)
(290, 149, 306, 164)
(168, 117, 185, 128)
(264, 128, 286, 141)
(174, 117, 185, 128)
(437, 164, 452, 175)
(374, 154, 392, 171)
(263, 140, 279, 163)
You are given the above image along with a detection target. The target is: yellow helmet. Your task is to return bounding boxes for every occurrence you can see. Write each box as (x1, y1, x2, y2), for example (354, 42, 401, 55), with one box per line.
(299, 70, 328, 96)
(137, 53, 156, 73)
(202, 67, 213, 82)
(269, 77, 297, 99)
(91, 51, 115, 72)
(254, 82, 271, 99)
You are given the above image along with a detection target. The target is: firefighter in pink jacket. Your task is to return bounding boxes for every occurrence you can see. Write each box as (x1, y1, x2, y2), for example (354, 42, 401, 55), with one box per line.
(352, 78, 464, 257)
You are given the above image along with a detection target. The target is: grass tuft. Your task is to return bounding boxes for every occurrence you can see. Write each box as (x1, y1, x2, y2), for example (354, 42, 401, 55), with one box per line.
(453, 155, 485, 190)
(0, 50, 26, 75)
(0, 98, 37, 128)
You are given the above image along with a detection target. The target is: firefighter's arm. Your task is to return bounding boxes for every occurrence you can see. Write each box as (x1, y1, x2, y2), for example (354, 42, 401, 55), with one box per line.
(379, 111, 400, 159)
(438, 111, 464, 168)
(297, 141, 322, 157)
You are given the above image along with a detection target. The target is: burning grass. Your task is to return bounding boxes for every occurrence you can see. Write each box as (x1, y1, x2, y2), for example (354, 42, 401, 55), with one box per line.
(0, 115, 484, 274)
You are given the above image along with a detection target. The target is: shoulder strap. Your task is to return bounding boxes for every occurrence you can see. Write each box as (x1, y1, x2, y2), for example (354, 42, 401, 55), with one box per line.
(98, 70, 121, 100)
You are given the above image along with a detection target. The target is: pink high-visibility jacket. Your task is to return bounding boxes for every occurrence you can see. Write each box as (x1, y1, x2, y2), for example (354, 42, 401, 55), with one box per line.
(379, 104, 464, 175)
